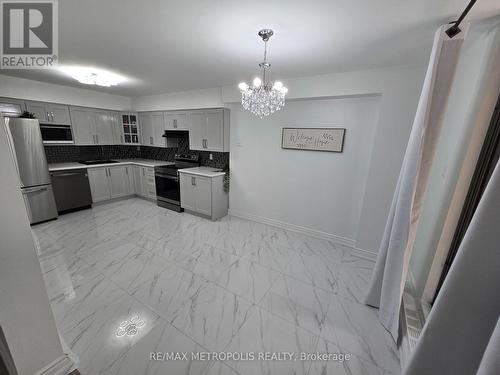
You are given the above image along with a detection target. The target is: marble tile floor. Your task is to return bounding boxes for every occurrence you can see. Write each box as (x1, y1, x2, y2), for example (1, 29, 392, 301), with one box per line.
(32, 197, 399, 375)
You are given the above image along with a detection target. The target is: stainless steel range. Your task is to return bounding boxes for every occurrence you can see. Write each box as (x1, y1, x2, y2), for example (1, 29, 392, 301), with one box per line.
(155, 154, 199, 212)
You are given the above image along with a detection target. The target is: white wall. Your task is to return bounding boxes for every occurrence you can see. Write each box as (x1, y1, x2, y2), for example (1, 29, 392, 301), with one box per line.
(132, 87, 224, 111)
(228, 96, 381, 244)
(0, 74, 131, 110)
(225, 64, 425, 254)
(0, 117, 68, 375)
(410, 17, 500, 301)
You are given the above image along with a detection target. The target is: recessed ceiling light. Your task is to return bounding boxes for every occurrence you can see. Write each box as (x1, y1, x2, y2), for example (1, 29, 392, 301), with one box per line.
(58, 65, 127, 87)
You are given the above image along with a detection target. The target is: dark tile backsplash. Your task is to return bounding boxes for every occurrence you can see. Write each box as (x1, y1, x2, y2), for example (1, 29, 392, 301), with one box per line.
(44, 145, 140, 163)
(45, 137, 229, 169)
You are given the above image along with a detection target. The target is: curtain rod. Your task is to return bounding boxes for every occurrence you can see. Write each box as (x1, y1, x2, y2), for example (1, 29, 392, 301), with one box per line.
(446, 0, 478, 38)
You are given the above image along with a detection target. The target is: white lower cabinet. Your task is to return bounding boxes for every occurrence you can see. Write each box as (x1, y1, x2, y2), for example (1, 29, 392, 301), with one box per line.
(133, 165, 156, 200)
(179, 172, 228, 220)
(133, 165, 144, 196)
(108, 165, 131, 199)
(88, 168, 110, 203)
(88, 165, 132, 203)
(88, 164, 157, 204)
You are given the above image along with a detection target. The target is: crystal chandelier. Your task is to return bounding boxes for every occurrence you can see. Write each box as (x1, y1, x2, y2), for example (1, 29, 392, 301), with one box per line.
(238, 29, 288, 118)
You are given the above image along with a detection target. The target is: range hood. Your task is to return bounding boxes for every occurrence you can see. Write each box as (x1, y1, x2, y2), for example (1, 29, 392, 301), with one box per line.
(162, 130, 188, 148)
(163, 130, 188, 138)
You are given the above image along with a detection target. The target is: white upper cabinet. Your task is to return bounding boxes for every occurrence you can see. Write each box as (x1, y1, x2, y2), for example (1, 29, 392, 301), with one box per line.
(50, 104, 72, 125)
(205, 111, 225, 152)
(164, 112, 189, 130)
(26, 102, 50, 122)
(188, 109, 229, 152)
(139, 112, 154, 146)
(139, 112, 165, 147)
(0, 97, 25, 115)
(110, 112, 123, 144)
(70, 107, 96, 145)
(188, 111, 206, 150)
(95, 110, 115, 145)
(26, 101, 71, 125)
(71, 107, 121, 145)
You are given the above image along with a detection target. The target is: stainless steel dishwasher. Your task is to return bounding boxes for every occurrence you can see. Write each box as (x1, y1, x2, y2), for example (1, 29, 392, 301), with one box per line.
(50, 169, 92, 214)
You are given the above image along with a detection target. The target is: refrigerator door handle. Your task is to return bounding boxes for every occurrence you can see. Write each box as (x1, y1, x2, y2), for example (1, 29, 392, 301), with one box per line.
(3, 120, 23, 184)
(22, 186, 48, 194)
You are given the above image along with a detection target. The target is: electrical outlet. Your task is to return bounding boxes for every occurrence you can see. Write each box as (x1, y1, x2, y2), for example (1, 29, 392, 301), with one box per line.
(209, 153, 213, 160)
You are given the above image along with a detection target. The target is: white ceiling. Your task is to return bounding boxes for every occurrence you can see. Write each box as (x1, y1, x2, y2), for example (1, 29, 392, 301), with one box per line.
(1, 0, 499, 97)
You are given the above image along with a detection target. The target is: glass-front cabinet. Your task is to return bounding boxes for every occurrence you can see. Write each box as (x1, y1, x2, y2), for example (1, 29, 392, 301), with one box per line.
(121, 113, 139, 144)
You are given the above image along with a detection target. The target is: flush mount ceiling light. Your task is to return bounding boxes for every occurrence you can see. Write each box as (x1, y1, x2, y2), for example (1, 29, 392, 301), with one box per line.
(58, 66, 126, 87)
(238, 29, 288, 118)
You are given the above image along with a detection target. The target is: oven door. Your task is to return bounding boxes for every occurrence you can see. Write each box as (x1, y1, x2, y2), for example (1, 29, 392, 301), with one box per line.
(155, 173, 180, 204)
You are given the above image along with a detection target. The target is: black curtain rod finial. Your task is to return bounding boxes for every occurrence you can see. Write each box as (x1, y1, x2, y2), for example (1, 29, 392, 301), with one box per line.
(446, 0, 478, 39)
(446, 25, 462, 38)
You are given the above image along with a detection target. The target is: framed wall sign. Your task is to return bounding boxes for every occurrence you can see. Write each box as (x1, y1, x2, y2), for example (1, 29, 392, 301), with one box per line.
(281, 128, 346, 152)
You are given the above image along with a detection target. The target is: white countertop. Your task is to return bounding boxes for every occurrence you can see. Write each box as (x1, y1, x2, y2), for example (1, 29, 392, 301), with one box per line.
(178, 166, 226, 177)
(48, 159, 174, 171)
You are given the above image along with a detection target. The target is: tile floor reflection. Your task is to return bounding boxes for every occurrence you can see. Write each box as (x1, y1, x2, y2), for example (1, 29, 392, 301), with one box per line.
(32, 198, 399, 375)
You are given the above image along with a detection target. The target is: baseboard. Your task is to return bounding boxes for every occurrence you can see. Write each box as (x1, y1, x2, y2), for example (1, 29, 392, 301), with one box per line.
(349, 246, 378, 261)
(34, 354, 74, 375)
(228, 209, 355, 247)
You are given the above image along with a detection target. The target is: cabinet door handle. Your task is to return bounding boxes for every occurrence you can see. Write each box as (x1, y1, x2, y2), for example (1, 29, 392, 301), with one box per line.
(51, 111, 55, 121)
(96, 134, 99, 144)
(205, 139, 208, 148)
(46, 112, 50, 121)
(173, 119, 177, 128)
(150, 136, 153, 145)
(142, 168, 145, 176)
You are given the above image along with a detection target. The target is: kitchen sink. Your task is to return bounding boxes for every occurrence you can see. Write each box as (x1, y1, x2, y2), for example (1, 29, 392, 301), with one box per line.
(78, 160, 119, 165)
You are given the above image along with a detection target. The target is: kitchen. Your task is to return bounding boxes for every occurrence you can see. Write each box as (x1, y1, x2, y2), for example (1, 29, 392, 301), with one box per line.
(3, 100, 230, 222)
(1, 1, 499, 375)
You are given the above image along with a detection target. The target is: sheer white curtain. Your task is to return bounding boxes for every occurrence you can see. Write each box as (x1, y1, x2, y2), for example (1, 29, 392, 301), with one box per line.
(403, 159, 500, 375)
(365, 25, 466, 340)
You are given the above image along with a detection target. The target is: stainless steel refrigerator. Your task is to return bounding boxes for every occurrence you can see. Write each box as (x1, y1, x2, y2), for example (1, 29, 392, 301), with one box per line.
(3, 116, 58, 224)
